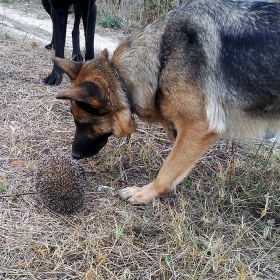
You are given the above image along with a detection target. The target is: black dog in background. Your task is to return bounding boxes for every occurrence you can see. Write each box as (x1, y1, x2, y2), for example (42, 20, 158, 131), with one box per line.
(42, 0, 97, 85)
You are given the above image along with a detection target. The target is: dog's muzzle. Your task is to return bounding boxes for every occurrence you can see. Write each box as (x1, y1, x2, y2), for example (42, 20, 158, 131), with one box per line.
(72, 133, 111, 159)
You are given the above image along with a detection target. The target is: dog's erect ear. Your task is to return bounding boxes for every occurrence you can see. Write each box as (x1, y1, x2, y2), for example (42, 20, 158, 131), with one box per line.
(56, 82, 105, 108)
(99, 49, 109, 61)
(51, 57, 83, 80)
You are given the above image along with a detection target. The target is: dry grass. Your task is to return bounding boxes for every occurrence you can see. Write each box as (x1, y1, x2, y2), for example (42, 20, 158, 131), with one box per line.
(1, 1, 280, 280)
(98, 0, 180, 28)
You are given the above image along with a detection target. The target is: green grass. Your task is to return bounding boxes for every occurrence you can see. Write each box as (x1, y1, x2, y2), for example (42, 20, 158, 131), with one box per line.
(98, 13, 123, 29)
(0, 184, 9, 192)
(97, 0, 188, 29)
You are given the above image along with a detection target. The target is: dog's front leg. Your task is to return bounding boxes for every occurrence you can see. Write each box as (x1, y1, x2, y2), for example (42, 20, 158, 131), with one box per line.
(43, 6, 68, 86)
(71, 4, 83, 62)
(119, 120, 218, 204)
(42, 0, 55, 50)
(82, 0, 97, 60)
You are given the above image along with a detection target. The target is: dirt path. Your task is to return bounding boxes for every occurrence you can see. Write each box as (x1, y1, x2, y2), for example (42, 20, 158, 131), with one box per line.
(0, 3, 119, 54)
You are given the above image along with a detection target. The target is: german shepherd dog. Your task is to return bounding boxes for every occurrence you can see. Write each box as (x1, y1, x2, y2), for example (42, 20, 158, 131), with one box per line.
(53, 0, 280, 203)
(42, 0, 97, 86)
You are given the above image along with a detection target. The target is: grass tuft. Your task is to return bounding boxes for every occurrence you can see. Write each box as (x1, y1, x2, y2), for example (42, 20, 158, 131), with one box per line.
(98, 14, 123, 29)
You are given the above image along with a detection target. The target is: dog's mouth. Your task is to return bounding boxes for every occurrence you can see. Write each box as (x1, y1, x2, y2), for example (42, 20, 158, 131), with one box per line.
(71, 133, 111, 159)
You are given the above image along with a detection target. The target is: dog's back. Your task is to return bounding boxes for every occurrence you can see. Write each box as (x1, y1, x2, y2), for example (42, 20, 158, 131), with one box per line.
(169, 0, 280, 138)
(117, 0, 280, 139)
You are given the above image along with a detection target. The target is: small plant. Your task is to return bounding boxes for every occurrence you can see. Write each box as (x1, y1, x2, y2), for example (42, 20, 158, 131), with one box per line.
(0, 184, 8, 192)
(164, 255, 173, 270)
(97, 221, 126, 266)
(182, 177, 192, 188)
(68, 5, 74, 13)
(98, 14, 122, 29)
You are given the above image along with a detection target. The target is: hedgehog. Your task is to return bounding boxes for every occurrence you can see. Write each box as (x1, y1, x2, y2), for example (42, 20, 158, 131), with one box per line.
(34, 155, 87, 214)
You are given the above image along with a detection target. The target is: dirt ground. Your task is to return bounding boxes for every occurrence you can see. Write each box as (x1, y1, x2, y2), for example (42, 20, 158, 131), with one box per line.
(0, 1, 280, 280)
(0, 0, 120, 54)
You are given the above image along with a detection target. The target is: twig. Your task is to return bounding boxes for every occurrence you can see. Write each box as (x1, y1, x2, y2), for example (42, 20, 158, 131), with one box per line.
(0, 192, 37, 198)
(0, 191, 107, 199)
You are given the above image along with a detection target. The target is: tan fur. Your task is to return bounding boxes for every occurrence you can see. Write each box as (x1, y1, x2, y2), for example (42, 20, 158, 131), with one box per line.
(112, 109, 137, 138)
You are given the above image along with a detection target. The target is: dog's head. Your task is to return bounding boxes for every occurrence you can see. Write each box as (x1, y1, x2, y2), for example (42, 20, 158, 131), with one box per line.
(53, 50, 137, 159)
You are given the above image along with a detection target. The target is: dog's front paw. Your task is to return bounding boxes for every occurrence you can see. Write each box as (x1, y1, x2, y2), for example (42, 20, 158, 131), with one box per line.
(45, 43, 55, 50)
(119, 184, 158, 204)
(43, 71, 63, 86)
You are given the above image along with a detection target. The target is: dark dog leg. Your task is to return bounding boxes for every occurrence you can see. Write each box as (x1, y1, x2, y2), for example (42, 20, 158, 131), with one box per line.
(43, 0, 97, 85)
(43, 4, 69, 85)
(41, 0, 55, 50)
(82, 0, 96, 60)
(72, 3, 83, 62)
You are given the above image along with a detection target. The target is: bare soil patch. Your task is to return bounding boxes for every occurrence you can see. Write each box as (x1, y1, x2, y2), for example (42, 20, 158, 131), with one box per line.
(0, 1, 280, 279)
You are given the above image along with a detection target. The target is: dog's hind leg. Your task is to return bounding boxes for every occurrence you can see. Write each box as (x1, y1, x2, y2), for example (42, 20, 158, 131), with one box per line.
(119, 120, 218, 204)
